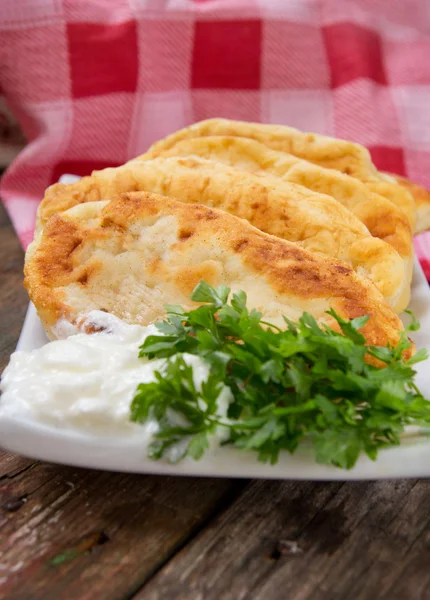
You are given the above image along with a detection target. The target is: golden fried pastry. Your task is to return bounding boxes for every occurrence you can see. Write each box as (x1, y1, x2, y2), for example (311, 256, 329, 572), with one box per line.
(38, 156, 409, 311)
(144, 118, 416, 229)
(25, 191, 409, 355)
(138, 135, 413, 263)
(385, 173, 430, 234)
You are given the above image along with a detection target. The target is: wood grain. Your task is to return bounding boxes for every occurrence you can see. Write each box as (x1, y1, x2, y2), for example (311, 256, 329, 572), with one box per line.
(0, 457, 245, 600)
(137, 479, 430, 600)
(0, 202, 27, 370)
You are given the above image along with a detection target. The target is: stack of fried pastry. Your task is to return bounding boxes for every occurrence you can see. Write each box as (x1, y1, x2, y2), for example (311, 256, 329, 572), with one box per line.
(25, 119, 430, 353)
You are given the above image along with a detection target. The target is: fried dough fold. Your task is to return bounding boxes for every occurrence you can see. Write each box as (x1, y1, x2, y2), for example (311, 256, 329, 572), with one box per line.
(25, 191, 410, 357)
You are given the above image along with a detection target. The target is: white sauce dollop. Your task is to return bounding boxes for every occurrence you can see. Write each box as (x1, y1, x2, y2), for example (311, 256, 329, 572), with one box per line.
(0, 311, 230, 453)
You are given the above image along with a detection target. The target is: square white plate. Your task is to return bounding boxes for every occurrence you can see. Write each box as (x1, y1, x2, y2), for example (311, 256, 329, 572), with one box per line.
(2, 171, 430, 480)
(0, 260, 429, 480)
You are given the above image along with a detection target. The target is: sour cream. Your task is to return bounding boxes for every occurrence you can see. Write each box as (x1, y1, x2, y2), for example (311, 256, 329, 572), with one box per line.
(0, 311, 230, 454)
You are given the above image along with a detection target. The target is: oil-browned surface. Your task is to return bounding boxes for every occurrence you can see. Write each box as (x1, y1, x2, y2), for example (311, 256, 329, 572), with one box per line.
(143, 118, 416, 228)
(1, 203, 429, 600)
(26, 192, 408, 352)
(141, 135, 413, 259)
(36, 155, 410, 313)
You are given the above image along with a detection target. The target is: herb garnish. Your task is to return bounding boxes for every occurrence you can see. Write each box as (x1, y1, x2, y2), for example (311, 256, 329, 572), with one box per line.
(130, 282, 429, 469)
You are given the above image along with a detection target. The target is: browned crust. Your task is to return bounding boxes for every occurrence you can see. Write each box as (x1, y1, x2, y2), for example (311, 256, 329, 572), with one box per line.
(145, 119, 378, 180)
(25, 192, 411, 358)
(37, 155, 409, 312)
(140, 135, 413, 260)
(386, 173, 430, 234)
(143, 118, 416, 228)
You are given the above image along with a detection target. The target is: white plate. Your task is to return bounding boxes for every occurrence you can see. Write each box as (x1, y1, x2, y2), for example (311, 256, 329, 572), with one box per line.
(1, 260, 429, 480)
(2, 176, 430, 481)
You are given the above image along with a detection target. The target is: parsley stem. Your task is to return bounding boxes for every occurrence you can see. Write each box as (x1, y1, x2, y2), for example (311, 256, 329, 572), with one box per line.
(273, 401, 317, 415)
(259, 320, 283, 332)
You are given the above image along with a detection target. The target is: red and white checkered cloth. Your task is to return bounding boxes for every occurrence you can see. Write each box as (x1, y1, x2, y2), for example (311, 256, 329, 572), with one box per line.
(1, 0, 430, 279)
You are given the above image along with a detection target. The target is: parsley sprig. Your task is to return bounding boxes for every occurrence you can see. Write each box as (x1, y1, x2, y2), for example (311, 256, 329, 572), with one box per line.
(130, 282, 430, 469)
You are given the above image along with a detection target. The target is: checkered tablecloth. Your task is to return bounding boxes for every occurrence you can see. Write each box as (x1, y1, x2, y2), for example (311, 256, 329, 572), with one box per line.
(1, 0, 430, 279)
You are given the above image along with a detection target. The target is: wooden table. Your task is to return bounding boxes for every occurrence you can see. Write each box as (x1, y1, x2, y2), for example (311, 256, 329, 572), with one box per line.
(1, 201, 430, 600)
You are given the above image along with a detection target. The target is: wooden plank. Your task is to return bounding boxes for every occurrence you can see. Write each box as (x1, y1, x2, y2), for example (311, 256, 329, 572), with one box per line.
(0, 459, 246, 600)
(136, 479, 430, 600)
(0, 452, 35, 480)
(0, 202, 27, 370)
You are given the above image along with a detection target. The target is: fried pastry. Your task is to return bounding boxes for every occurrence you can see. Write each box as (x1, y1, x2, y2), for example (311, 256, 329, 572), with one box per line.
(138, 135, 412, 263)
(38, 156, 409, 311)
(25, 191, 409, 355)
(144, 118, 416, 229)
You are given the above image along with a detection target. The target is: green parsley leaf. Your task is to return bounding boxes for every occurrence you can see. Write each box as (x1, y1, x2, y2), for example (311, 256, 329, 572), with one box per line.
(190, 281, 230, 307)
(130, 282, 429, 470)
(404, 309, 421, 332)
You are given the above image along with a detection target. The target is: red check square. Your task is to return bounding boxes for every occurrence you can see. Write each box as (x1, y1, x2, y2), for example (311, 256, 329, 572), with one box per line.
(138, 19, 194, 92)
(369, 146, 405, 176)
(405, 149, 430, 189)
(0, 25, 70, 103)
(192, 20, 262, 89)
(67, 21, 138, 98)
(51, 160, 120, 184)
(323, 23, 387, 88)
(262, 21, 329, 89)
